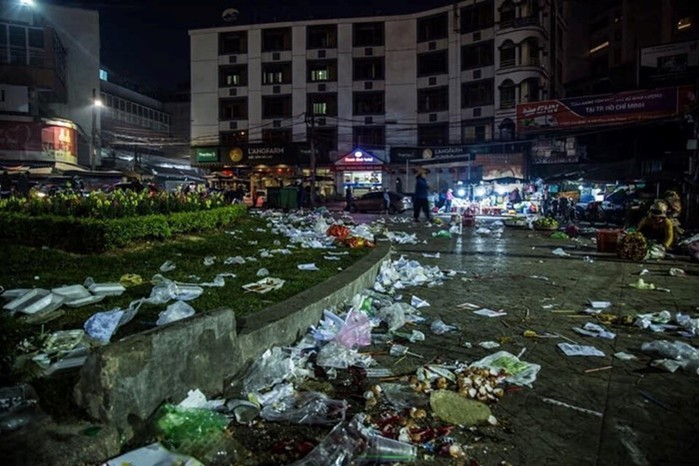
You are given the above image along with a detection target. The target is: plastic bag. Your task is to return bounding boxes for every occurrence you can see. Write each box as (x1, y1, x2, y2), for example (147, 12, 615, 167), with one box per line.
(430, 318, 457, 335)
(157, 301, 195, 326)
(377, 303, 407, 332)
(641, 340, 699, 360)
(261, 391, 348, 425)
(242, 347, 295, 395)
(469, 351, 541, 387)
(334, 310, 372, 348)
(155, 404, 229, 449)
(291, 421, 362, 466)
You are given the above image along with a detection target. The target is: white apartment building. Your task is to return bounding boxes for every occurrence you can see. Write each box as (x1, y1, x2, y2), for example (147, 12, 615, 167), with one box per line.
(190, 0, 564, 192)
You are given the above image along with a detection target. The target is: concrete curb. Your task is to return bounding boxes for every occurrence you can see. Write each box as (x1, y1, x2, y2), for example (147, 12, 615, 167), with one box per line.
(74, 240, 391, 438)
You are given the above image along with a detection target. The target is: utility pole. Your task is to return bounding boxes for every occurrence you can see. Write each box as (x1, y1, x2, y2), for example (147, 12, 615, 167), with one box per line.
(305, 107, 317, 207)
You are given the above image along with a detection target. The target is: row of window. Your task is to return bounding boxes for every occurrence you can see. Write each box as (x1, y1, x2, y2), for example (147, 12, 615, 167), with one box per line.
(219, 78, 540, 121)
(218, 38, 540, 87)
(219, 118, 510, 149)
(0, 22, 45, 66)
(101, 92, 171, 126)
(217, 0, 545, 54)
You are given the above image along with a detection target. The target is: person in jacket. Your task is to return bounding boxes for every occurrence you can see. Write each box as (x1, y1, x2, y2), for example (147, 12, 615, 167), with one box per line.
(413, 169, 431, 223)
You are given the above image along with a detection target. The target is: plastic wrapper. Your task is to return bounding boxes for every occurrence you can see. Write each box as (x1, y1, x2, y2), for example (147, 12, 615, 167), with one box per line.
(317, 342, 373, 369)
(261, 391, 348, 425)
(641, 340, 699, 361)
(334, 310, 372, 348)
(242, 347, 295, 394)
(291, 421, 363, 466)
(430, 318, 457, 334)
(382, 383, 428, 409)
(157, 301, 196, 326)
(84, 308, 137, 343)
(377, 303, 407, 332)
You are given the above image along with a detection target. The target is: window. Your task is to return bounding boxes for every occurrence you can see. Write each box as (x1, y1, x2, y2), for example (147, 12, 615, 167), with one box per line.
(520, 78, 540, 102)
(462, 121, 492, 143)
(499, 118, 515, 140)
(500, 40, 515, 68)
(417, 13, 448, 42)
(353, 22, 384, 47)
(262, 63, 291, 84)
(262, 129, 292, 144)
(308, 60, 337, 82)
(262, 95, 292, 118)
(220, 99, 247, 120)
(353, 126, 385, 148)
(221, 131, 248, 145)
(418, 123, 449, 146)
(461, 41, 494, 70)
(308, 93, 337, 116)
(311, 127, 338, 159)
(27, 28, 43, 48)
(520, 0, 540, 19)
(499, 79, 515, 109)
(307, 25, 337, 49)
(219, 31, 247, 54)
(520, 38, 539, 66)
(461, 1, 494, 33)
(499, 0, 515, 29)
(461, 80, 494, 107)
(418, 87, 448, 113)
(353, 91, 384, 115)
(9, 26, 26, 64)
(353, 58, 384, 80)
(262, 27, 291, 51)
(219, 65, 247, 87)
(417, 50, 448, 76)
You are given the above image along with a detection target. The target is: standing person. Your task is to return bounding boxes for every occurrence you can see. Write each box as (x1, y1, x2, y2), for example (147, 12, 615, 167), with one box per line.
(413, 169, 432, 223)
(0, 171, 11, 198)
(17, 172, 30, 198)
(344, 186, 353, 211)
(444, 188, 454, 213)
(383, 187, 391, 214)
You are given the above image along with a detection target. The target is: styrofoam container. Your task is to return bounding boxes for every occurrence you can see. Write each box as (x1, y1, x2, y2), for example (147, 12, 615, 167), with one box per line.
(88, 283, 126, 296)
(65, 294, 106, 308)
(3, 289, 49, 312)
(51, 285, 91, 301)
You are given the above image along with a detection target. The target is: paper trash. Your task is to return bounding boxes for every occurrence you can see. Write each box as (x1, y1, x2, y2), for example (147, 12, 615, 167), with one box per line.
(572, 322, 616, 340)
(298, 263, 320, 271)
(551, 248, 570, 256)
(557, 343, 605, 357)
(474, 308, 507, 318)
(588, 300, 612, 309)
(410, 296, 430, 308)
(159, 260, 176, 272)
(242, 278, 285, 294)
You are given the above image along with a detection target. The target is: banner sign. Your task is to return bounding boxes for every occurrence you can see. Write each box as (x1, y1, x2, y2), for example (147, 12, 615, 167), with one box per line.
(639, 40, 699, 87)
(0, 120, 77, 164)
(390, 146, 476, 162)
(517, 86, 696, 133)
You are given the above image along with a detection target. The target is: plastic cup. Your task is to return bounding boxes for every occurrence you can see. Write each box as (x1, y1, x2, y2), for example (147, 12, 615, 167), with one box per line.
(364, 434, 417, 462)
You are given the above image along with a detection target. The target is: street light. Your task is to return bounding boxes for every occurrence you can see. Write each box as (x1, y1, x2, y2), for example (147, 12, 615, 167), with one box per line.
(20, 0, 35, 6)
(90, 88, 102, 171)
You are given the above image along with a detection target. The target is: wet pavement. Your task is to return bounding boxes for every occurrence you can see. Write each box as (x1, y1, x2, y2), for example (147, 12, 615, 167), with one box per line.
(348, 211, 699, 465)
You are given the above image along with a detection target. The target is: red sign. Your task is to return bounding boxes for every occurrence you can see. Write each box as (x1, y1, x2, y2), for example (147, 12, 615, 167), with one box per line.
(517, 86, 696, 133)
(0, 120, 77, 164)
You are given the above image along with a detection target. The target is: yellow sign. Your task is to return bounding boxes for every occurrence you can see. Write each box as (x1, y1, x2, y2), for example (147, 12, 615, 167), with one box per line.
(229, 147, 243, 163)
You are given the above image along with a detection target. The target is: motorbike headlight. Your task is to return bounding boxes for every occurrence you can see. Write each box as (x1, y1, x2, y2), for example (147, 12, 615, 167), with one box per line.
(457, 188, 466, 197)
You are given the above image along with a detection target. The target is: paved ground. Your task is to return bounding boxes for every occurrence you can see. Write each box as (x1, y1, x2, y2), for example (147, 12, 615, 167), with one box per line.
(353, 211, 699, 466)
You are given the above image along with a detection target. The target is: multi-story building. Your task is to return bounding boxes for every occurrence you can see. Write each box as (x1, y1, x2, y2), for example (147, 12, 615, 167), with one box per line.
(0, 0, 100, 172)
(190, 0, 561, 194)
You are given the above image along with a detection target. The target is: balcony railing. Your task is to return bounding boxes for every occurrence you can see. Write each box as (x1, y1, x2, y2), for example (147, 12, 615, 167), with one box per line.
(499, 99, 515, 110)
(499, 16, 541, 30)
(500, 57, 516, 68)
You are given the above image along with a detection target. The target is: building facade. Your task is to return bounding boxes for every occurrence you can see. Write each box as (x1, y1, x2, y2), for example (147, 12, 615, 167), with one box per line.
(190, 0, 561, 193)
(0, 0, 100, 171)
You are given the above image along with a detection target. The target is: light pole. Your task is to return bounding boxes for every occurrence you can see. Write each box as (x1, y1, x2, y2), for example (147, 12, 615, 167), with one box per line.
(305, 107, 317, 207)
(90, 88, 102, 171)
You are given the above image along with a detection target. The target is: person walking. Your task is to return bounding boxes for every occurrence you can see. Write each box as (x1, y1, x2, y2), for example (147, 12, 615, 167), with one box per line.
(344, 186, 353, 211)
(444, 188, 454, 213)
(413, 169, 431, 223)
(383, 188, 391, 214)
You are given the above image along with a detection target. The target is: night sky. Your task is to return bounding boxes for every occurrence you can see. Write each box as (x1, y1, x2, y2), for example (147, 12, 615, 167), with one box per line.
(43, 0, 455, 93)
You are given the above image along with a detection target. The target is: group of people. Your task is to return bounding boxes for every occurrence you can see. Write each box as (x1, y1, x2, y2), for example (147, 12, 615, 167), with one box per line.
(0, 171, 31, 199)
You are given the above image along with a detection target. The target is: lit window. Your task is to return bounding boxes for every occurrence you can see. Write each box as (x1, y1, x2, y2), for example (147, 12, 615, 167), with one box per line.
(311, 69, 328, 81)
(677, 17, 692, 31)
(312, 102, 327, 115)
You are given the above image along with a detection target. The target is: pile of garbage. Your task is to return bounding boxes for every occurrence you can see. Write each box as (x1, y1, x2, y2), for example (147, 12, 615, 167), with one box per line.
(101, 255, 541, 465)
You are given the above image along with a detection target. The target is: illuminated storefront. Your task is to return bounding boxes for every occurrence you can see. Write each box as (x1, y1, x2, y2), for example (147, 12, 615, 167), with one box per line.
(333, 149, 386, 195)
(0, 118, 79, 167)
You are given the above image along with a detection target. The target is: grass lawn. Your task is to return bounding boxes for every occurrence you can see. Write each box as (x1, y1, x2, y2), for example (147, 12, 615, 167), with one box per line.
(0, 212, 371, 388)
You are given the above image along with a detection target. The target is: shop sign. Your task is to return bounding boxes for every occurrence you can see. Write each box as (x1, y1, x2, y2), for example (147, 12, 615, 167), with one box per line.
(517, 86, 696, 133)
(0, 120, 77, 164)
(195, 147, 219, 163)
(390, 146, 476, 162)
(639, 40, 699, 87)
(42, 125, 77, 164)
